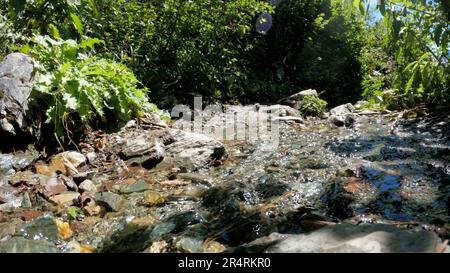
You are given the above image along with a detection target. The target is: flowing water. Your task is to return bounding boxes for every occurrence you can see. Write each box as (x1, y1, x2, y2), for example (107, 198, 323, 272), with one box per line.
(3, 109, 448, 252)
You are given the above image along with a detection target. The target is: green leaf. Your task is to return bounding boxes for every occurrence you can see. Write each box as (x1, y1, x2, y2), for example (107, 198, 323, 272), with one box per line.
(67, 206, 82, 220)
(405, 63, 419, 94)
(359, 0, 365, 16)
(80, 38, 105, 49)
(379, 0, 386, 15)
(20, 44, 31, 54)
(48, 24, 61, 40)
(70, 13, 84, 36)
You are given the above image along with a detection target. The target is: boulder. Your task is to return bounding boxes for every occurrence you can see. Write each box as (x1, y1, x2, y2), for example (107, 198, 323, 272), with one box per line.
(259, 105, 302, 117)
(330, 103, 355, 117)
(49, 151, 86, 175)
(95, 192, 123, 212)
(329, 103, 355, 127)
(235, 223, 445, 253)
(0, 186, 32, 212)
(143, 190, 167, 206)
(0, 237, 60, 253)
(157, 129, 226, 171)
(119, 180, 148, 194)
(78, 179, 97, 193)
(277, 89, 319, 110)
(0, 53, 37, 150)
(19, 215, 59, 243)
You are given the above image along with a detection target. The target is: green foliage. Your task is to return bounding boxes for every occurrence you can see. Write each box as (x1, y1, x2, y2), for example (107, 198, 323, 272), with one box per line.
(67, 206, 83, 220)
(5, 0, 86, 39)
(359, 21, 397, 109)
(0, 11, 23, 58)
(247, 0, 366, 106)
(28, 35, 157, 139)
(80, 0, 274, 106)
(300, 96, 328, 117)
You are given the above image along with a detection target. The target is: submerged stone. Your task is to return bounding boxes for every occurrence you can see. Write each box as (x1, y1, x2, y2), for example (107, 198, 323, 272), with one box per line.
(19, 215, 59, 243)
(120, 180, 149, 194)
(236, 223, 445, 253)
(0, 237, 60, 253)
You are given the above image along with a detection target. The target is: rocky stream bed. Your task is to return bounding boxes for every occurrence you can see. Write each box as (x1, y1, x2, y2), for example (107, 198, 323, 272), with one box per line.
(0, 101, 449, 253)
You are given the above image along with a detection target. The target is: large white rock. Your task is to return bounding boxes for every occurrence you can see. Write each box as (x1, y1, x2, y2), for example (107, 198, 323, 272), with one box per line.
(237, 223, 444, 253)
(157, 129, 225, 171)
(0, 53, 36, 147)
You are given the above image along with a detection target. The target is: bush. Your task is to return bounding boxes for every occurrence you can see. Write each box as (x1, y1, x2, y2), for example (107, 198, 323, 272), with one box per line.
(27, 35, 163, 139)
(80, 0, 274, 106)
(300, 96, 328, 117)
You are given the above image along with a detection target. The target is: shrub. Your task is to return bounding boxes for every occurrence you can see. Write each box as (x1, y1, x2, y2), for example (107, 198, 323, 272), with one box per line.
(27, 35, 164, 139)
(300, 96, 328, 117)
(79, 0, 274, 106)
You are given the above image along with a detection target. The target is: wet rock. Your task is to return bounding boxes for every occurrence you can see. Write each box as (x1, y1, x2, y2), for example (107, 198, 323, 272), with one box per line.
(175, 236, 203, 253)
(143, 191, 167, 206)
(0, 154, 15, 176)
(101, 221, 154, 253)
(95, 192, 123, 212)
(330, 115, 355, 127)
(64, 240, 96, 253)
(85, 152, 97, 163)
(236, 223, 445, 253)
(49, 192, 80, 207)
(277, 90, 318, 109)
(83, 204, 104, 216)
(279, 89, 318, 102)
(0, 237, 60, 253)
(203, 240, 227, 253)
(120, 180, 149, 194)
(158, 129, 226, 171)
(19, 215, 59, 243)
(110, 128, 169, 168)
(49, 151, 86, 175)
(19, 209, 45, 222)
(378, 146, 416, 160)
(0, 53, 37, 150)
(329, 103, 355, 127)
(0, 188, 32, 212)
(44, 176, 68, 196)
(73, 171, 96, 184)
(176, 173, 213, 186)
(150, 211, 205, 241)
(137, 112, 169, 129)
(0, 151, 37, 175)
(120, 135, 165, 159)
(79, 179, 97, 193)
(321, 182, 354, 219)
(330, 103, 355, 117)
(274, 116, 304, 124)
(64, 177, 78, 192)
(260, 105, 301, 117)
